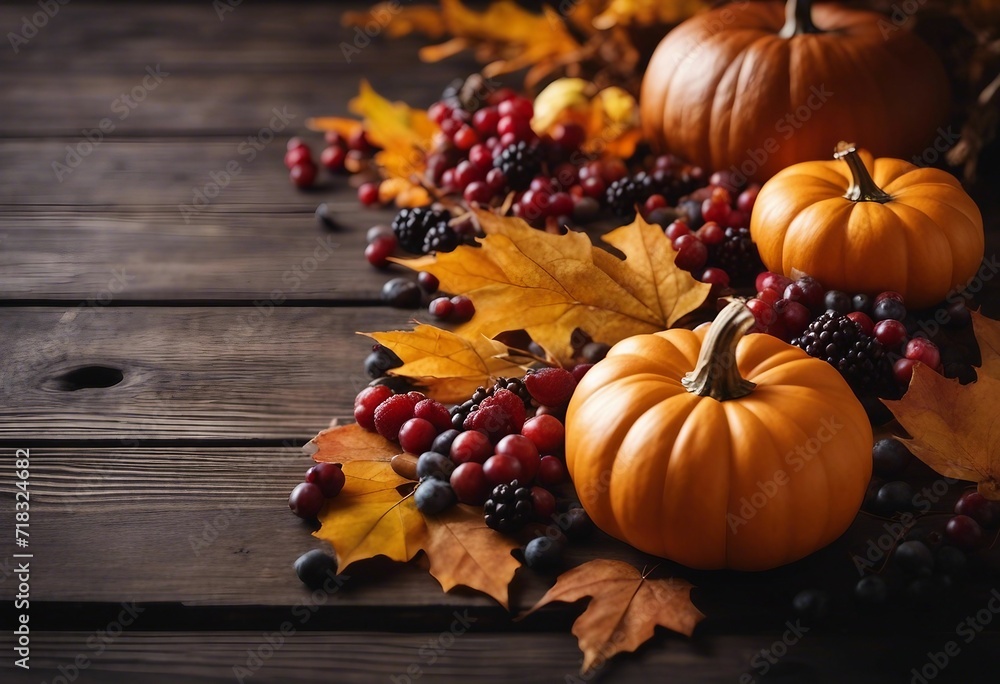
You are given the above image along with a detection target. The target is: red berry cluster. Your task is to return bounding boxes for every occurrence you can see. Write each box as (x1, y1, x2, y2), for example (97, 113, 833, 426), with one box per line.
(284, 130, 378, 191)
(288, 462, 346, 520)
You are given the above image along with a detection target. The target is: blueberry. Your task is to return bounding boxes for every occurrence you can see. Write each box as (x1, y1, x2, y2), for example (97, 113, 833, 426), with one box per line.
(364, 345, 403, 379)
(524, 535, 565, 570)
(876, 481, 914, 513)
(872, 438, 912, 478)
(381, 277, 422, 308)
(852, 294, 872, 314)
(873, 298, 906, 322)
(431, 429, 460, 457)
(417, 451, 455, 482)
(894, 540, 934, 576)
(294, 549, 337, 589)
(935, 546, 968, 576)
(315, 202, 342, 231)
(792, 589, 830, 621)
(559, 506, 594, 541)
(855, 575, 887, 605)
(824, 290, 852, 315)
(415, 478, 456, 515)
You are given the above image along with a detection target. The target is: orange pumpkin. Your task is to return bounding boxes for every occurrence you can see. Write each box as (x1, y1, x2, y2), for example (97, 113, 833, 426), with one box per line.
(564, 301, 872, 571)
(750, 142, 984, 309)
(640, 0, 950, 182)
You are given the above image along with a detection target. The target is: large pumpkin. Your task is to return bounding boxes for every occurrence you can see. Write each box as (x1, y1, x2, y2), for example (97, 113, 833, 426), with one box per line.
(750, 142, 984, 309)
(565, 301, 872, 571)
(640, 0, 950, 181)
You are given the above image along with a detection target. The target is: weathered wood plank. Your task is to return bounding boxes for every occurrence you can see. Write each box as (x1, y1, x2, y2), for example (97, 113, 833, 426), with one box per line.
(2, 630, 998, 684)
(0, 307, 420, 441)
(0, 208, 399, 301)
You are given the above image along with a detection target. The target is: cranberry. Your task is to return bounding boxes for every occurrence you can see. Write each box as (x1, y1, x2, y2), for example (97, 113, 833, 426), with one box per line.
(417, 272, 439, 293)
(468, 144, 493, 169)
(485, 168, 507, 192)
(289, 163, 317, 188)
(483, 454, 524, 486)
(429, 297, 454, 320)
(530, 486, 557, 520)
(473, 107, 500, 136)
(429, 102, 452, 124)
(696, 221, 725, 245)
(347, 129, 373, 153)
(365, 234, 397, 268)
(665, 220, 690, 241)
(699, 267, 730, 288)
(498, 97, 533, 120)
(893, 357, 917, 385)
(581, 176, 605, 199)
(536, 455, 568, 486)
(450, 462, 491, 505)
(945, 515, 984, 551)
(323, 131, 343, 146)
(757, 289, 782, 307)
(320, 146, 346, 172)
(398, 418, 437, 454)
(549, 192, 574, 218)
(305, 462, 346, 498)
(551, 122, 585, 149)
(673, 234, 708, 271)
(497, 115, 532, 140)
(453, 125, 479, 151)
(464, 181, 493, 205)
(289, 482, 324, 519)
(955, 491, 1000, 529)
(737, 185, 760, 213)
(450, 430, 492, 465)
(521, 415, 565, 454)
(874, 319, 908, 349)
(286, 137, 309, 153)
(450, 296, 475, 322)
(358, 182, 380, 206)
(904, 337, 941, 369)
(756, 272, 793, 294)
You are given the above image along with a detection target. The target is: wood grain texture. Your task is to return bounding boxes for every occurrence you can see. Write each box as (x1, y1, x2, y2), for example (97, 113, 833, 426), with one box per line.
(0, 307, 419, 440)
(1, 631, 997, 684)
(0, 207, 399, 301)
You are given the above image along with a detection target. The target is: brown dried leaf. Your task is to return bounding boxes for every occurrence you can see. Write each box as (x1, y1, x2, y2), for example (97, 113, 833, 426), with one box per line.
(883, 311, 1000, 499)
(314, 461, 427, 573)
(423, 504, 521, 609)
(309, 423, 399, 465)
(363, 325, 533, 404)
(401, 211, 709, 364)
(522, 559, 704, 673)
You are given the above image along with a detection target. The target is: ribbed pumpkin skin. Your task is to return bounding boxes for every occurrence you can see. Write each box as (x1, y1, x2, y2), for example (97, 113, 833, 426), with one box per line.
(639, 2, 950, 181)
(564, 330, 872, 571)
(750, 150, 984, 309)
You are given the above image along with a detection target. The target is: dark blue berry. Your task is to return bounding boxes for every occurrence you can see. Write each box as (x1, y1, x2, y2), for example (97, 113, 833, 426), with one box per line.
(524, 535, 565, 570)
(855, 576, 887, 605)
(872, 438, 912, 478)
(294, 549, 336, 589)
(431, 429, 460, 457)
(873, 298, 906, 322)
(894, 540, 934, 576)
(381, 278, 422, 308)
(417, 452, 455, 482)
(415, 479, 456, 515)
(364, 345, 403, 379)
(792, 589, 830, 621)
(876, 481, 914, 513)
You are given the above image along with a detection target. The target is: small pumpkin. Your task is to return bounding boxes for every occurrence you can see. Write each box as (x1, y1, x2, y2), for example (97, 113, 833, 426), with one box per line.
(640, 0, 950, 181)
(564, 301, 872, 571)
(750, 142, 984, 309)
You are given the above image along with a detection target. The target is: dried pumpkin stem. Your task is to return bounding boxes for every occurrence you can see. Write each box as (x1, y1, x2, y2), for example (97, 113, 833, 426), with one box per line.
(682, 300, 757, 401)
(835, 141, 893, 204)
(779, 0, 821, 38)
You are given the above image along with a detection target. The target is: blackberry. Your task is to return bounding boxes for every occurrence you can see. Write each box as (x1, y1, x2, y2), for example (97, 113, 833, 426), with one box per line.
(709, 227, 763, 282)
(494, 141, 540, 191)
(448, 377, 532, 429)
(606, 173, 655, 218)
(422, 222, 459, 253)
(392, 207, 452, 254)
(484, 480, 533, 533)
(792, 312, 892, 392)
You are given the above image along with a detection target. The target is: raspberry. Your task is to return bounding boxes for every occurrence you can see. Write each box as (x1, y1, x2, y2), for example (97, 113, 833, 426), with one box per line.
(524, 367, 577, 407)
(463, 388, 526, 442)
(373, 394, 419, 442)
(414, 399, 453, 433)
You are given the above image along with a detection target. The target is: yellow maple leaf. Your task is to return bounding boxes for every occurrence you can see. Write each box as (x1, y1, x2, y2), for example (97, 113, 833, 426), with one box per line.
(363, 325, 533, 404)
(593, 0, 705, 29)
(883, 311, 1000, 499)
(401, 211, 710, 365)
(423, 504, 521, 609)
(521, 559, 704, 673)
(308, 423, 399, 465)
(314, 461, 427, 573)
(348, 80, 437, 182)
(341, 3, 447, 39)
(532, 79, 642, 159)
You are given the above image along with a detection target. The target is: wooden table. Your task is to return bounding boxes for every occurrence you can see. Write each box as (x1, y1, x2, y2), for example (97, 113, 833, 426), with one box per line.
(1, 3, 999, 682)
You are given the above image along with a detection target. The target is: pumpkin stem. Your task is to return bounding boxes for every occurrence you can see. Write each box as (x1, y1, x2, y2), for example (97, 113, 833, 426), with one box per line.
(835, 141, 893, 204)
(682, 300, 757, 401)
(779, 0, 821, 38)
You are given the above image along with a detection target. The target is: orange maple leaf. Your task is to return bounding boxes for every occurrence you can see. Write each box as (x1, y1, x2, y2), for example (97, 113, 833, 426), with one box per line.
(884, 310, 1000, 499)
(522, 559, 704, 673)
(308, 423, 400, 465)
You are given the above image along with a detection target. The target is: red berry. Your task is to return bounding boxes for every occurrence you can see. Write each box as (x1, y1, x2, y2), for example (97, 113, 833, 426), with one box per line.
(486, 168, 506, 192)
(496, 434, 540, 483)
(365, 235, 397, 268)
(945, 514, 984, 551)
(358, 182, 380, 207)
(450, 295, 475, 322)
(453, 125, 479, 151)
(414, 399, 452, 433)
(784, 277, 823, 310)
(904, 337, 941, 369)
(320, 146, 346, 172)
(429, 297, 454, 320)
(355, 385, 394, 431)
(289, 163, 317, 188)
(846, 311, 875, 336)
(525, 368, 577, 407)
(483, 454, 524, 486)
(549, 192, 574, 218)
(468, 144, 493, 169)
(417, 271, 439, 293)
(463, 389, 526, 442)
(875, 291, 905, 305)
(398, 418, 437, 454)
(305, 462, 346, 498)
(497, 115, 532, 140)
(955, 491, 1000, 529)
(440, 118, 460, 137)
(643, 194, 668, 215)
(454, 160, 484, 188)
(757, 288, 782, 306)
(600, 158, 627, 183)
(284, 146, 311, 169)
(696, 221, 725, 245)
(473, 107, 500, 136)
(874, 319, 908, 350)
(665, 220, 690, 241)
(464, 181, 493, 205)
(289, 482, 324, 519)
(323, 131, 343, 146)
(347, 129, 373, 153)
(701, 198, 729, 224)
(570, 363, 594, 382)
(778, 300, 811, 336)
(287, 137, 309, 153)
(746, 298, 778, 328)
(373, 394, 418, 442)
(699, 267, 730, 288)
(450, 462, 491, 505)
(498, 97, 533, 120)
(551, 122, 585, 149)
(429, 102, 451, 124)
(581, 176, 605, 199)
(673, 234, 709, 271)
(893, 357, 917, 385)
(530, 486, 556, 520)
(537, 455, 568, 487)
(450, 430, 493, 465)
(521, 414, 565, 454)
(737, 184, 760, 213)
(756, 272, 793, 294)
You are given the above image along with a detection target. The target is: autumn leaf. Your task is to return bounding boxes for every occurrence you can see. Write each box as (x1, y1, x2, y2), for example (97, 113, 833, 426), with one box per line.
(400, 211, 710, 364)
(593, 0, 704, 29)
(423, 504, 521, 609)
(363, 325, 533, 404)
(522, 560, 704, 673)
(308, 423, 399, 465)
(302, 116, 363, 139)
(348, 80, 437, 181)
(532, 79, 641, 159)
(884, 311, 1000, 499)
(314, 461, 427, 573)
(341, 3, 447, 39)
